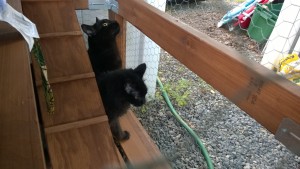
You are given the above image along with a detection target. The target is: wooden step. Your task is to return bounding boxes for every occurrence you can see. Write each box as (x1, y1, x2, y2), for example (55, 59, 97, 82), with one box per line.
(46, 119, 122, 169)
(22, 0, 124, 168)
(119, 111, 171, 168)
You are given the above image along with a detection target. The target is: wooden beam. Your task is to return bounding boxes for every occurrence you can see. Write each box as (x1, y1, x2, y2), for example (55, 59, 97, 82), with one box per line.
(39, 31, 82, 38)
(73, 0, 88, 9)
(36, 72, 95, 87)
(45, 116, 108, 134)
(120, 111, 171, 168)
(118, 0, 300, 134)
(0, 1, 46, 168)
(0, 32, 46, 169)
(109, 10, 127, 68)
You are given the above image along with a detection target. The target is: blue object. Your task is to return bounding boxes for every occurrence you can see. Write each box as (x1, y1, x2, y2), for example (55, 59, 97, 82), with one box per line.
(217, 0, 257, 28)
(0, 0, 6, 11)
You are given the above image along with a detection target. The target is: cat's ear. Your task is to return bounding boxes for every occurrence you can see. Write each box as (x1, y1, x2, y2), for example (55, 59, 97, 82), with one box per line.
(81, 24, 96, 36)
(134, 63, 146, 78)
(96, 17, 100, 23)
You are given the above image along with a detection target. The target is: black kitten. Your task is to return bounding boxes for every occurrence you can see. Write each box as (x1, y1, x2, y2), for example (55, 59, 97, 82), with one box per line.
(96, 63, 148, 141)
(81, 18, 122, 75)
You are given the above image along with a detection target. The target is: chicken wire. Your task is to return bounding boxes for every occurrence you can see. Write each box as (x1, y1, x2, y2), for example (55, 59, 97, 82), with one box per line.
(260, 0, 300, 70)
(125, 0, 167, 99)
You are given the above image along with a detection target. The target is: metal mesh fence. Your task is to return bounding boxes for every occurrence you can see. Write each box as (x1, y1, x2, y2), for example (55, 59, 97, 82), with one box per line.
(125, 0, 167, 99)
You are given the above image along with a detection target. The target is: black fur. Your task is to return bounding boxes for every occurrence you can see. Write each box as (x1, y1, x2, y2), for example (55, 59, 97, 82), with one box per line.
(81, 18, 122, 75)
(96, 63, 148, 141)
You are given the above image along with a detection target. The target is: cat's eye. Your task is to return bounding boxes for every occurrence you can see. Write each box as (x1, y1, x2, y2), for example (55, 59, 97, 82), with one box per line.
(102, 23, 108, 27)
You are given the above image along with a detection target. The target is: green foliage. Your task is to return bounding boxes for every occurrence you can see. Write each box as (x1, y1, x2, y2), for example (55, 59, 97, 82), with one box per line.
(140, 104, 148, 113)
(160, 78, 191, 107)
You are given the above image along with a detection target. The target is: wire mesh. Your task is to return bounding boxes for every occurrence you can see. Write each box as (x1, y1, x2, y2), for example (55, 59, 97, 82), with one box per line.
(125, 0, 167, 99)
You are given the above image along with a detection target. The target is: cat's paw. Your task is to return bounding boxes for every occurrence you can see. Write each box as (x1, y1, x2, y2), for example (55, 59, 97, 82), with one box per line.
(119, 131, 130, 141)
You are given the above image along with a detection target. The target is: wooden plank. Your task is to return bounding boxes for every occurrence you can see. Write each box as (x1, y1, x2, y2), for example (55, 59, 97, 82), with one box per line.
(118, 0, 300, 134)
(73, 0, 88, 9)
(0, 34, 46, 169)
(120, 111, 170, 168)
(47, 123, 123, 169)
(22, 1, 80, 34)
(22, 0, 72, 1)
(39, 31, 82, 38)
(32, 36, 92, 82)
(109, 10, 127, 68)
(36, 72, 95, 87)
(45, 115, 108, 134)
(37, 78, 106, 127)
(21, 1, 125, 169)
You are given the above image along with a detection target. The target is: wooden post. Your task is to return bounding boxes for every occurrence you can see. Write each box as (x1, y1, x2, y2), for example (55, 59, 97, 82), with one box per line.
(109, 10, 127, 68)
(0, 1, 46, 168)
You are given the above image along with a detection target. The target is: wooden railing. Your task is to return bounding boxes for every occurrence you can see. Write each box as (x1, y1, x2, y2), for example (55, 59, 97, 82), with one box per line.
(115, 0, 300, 134)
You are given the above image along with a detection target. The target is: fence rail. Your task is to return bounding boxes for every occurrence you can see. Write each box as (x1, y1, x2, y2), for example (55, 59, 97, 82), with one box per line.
(114, 0, 300, 134)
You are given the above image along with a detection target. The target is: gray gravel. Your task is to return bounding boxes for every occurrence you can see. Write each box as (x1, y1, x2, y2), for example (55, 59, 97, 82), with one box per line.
(135, 53, 299, 169)
(134, 1, 300, 169)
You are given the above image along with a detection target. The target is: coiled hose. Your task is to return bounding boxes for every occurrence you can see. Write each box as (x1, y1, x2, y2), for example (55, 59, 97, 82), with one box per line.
(157, 77, 214, 169)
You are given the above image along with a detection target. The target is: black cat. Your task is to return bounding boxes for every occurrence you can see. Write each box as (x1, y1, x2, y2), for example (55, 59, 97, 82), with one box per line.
(81, 18, 122, 75)
(96, 63, 148, 141)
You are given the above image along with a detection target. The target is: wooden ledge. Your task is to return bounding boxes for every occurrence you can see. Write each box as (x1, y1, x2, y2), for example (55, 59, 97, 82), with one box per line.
(45, 115, 108, 134)
(119, 110, 171, 168)
(36, 72, 95, 87)
(40, 31, 83, 38)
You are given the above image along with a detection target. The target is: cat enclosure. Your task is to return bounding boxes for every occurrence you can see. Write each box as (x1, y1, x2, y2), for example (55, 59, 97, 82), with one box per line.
(0, 0, 299, 169)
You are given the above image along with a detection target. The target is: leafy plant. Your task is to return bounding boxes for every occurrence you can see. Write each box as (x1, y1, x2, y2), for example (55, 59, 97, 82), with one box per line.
(159, 78, 191, 107)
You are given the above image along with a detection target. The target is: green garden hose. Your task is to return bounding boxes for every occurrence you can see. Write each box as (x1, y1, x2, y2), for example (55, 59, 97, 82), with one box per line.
(157, 77, 214, 169)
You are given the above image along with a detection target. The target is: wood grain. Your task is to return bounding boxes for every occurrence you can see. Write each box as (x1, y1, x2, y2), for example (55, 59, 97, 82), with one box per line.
(45, 115, 108, 134)
(47, 123, 122, 169)
(36, 72, 95, 87)
(22, 1, 81, 34)
(39, 31, 82, 38)
(109, 10, 127, 68)
(118, 0, 300, 134)
(32, 36, 92, 82)
(0, 35, 46, 169)
(120, 111, 171, 168)
(37, 78, 106, 127)
(73, 0, 88, 9)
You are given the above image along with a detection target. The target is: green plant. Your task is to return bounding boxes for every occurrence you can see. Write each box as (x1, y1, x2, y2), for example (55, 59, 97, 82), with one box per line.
(159, 78, 191, 107)
(140, 104, 148, 113)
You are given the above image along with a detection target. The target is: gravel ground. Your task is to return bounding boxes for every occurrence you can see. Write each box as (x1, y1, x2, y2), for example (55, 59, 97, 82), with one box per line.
(134, 1, 300, 169)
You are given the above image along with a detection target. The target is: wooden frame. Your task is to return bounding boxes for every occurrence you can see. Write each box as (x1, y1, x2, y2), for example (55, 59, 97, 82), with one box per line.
(0, 1, 46, 168)
(116, 0, 300, 134)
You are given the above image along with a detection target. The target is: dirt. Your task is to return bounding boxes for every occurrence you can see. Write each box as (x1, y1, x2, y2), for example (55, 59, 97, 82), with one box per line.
(166, 0, 263, 62)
